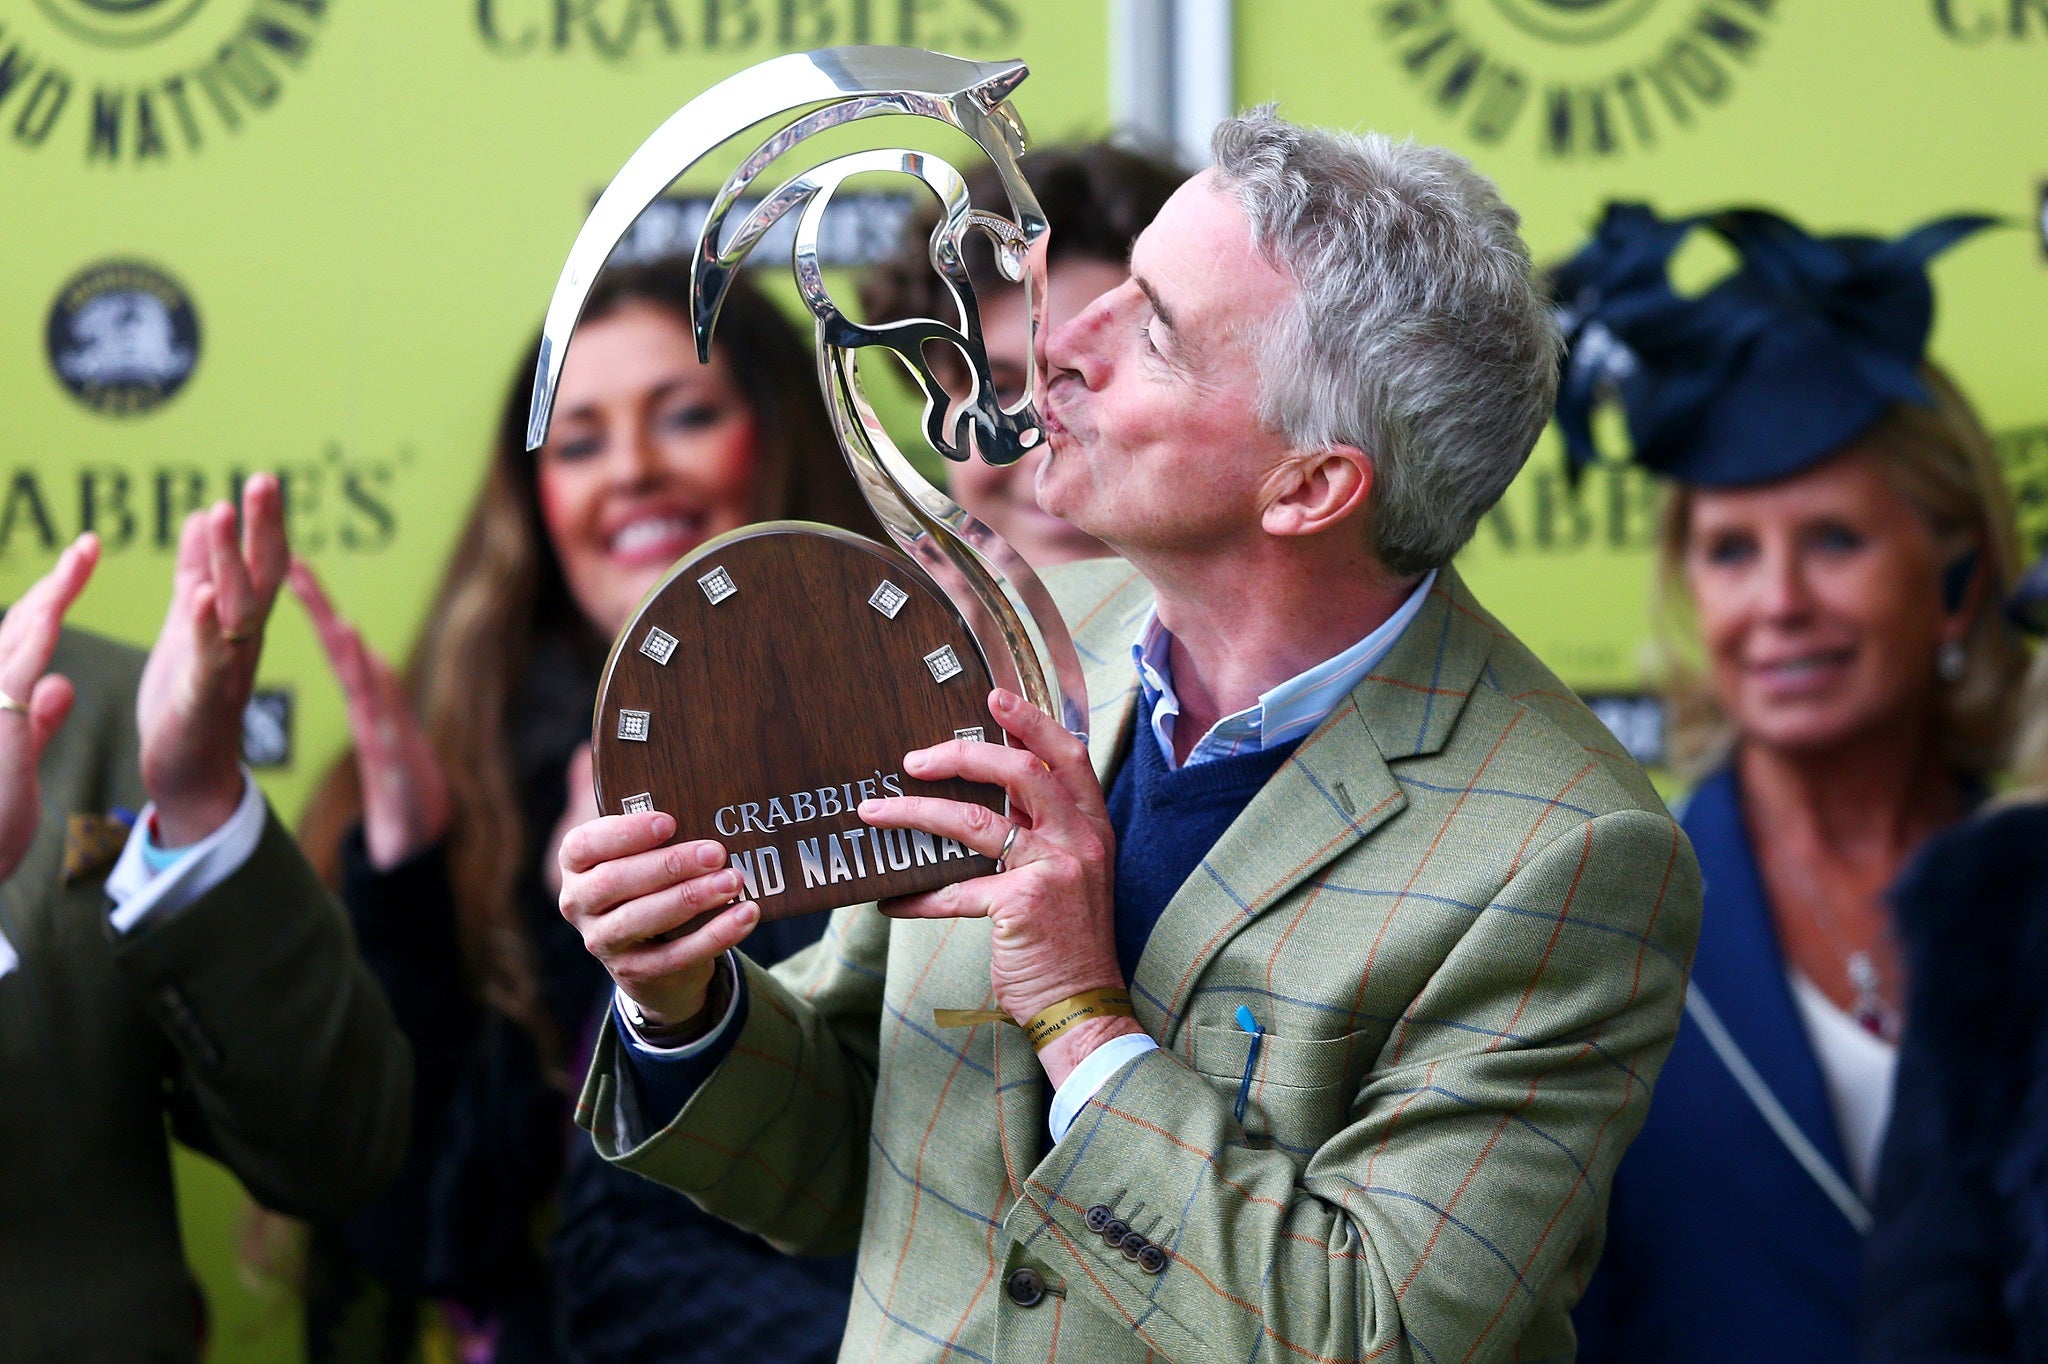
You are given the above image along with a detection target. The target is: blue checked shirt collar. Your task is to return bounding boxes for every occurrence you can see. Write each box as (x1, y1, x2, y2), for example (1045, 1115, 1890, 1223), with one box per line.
(1131, 568, 1437, 771)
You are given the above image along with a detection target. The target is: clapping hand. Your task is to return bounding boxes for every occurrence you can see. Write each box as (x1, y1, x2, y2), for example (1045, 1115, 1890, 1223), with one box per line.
(137, 475, 290, 847)
(0, 534, 101, 884)
(288, 557, 450, 870)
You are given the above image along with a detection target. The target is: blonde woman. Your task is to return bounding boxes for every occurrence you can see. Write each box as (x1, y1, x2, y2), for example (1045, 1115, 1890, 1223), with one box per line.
(1551, 205, 2027, 1363)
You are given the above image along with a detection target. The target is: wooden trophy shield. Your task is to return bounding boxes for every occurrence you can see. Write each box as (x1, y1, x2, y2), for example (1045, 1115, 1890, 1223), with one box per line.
(534, 49, 1092, 933)
(591, 522, 1004, 921)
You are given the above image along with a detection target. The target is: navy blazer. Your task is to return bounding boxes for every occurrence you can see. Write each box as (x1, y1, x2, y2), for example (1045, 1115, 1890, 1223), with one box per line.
(1577, 766, 1867, 1363)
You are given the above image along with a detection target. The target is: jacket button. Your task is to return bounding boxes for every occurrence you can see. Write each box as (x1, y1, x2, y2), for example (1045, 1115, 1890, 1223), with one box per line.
(1006, 1266, 1047, 1308)
(1120, 1233, 1148, 1263)
(1085, 1204, 1113, 1233)
(1137, 1244, 1168, 1275)
(1102, 1218, 1131, 1245)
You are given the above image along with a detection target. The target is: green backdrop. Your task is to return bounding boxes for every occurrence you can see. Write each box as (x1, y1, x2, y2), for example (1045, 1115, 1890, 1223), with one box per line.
(1242, 0, 2048, 697)
(3, 0, 2045, 1357)
(1, 2, 1106, 1357)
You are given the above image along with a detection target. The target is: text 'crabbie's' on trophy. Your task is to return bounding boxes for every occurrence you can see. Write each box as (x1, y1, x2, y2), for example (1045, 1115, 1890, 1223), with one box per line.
(527, 46, 1088, 925)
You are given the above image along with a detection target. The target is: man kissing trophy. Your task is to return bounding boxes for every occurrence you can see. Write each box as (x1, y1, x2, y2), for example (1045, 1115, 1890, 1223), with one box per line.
(542, 46, 1702, 1364)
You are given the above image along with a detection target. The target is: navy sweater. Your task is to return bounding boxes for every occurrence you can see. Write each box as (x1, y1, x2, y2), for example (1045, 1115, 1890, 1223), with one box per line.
(1104, 717, 1302, 984)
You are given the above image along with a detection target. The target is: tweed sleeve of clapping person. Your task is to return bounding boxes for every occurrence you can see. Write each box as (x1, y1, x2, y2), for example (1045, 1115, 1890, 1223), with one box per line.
(575, 897, 890, 1257)
(1018, 807, 1700, 1364)
(111, 808, 414, 1218)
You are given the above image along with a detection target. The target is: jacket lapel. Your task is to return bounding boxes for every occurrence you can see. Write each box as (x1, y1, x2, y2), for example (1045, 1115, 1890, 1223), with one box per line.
(1681, 767, 1855, 1183)
(1128, 569, 1493, 1038)
(1077, 595, 1147, 785)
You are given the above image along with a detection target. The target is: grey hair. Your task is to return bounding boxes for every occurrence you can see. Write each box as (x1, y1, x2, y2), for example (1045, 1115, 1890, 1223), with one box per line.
(1211, 108, 1560, 575)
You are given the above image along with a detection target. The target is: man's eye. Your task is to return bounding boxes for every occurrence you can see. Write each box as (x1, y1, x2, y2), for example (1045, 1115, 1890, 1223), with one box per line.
(551, 436, 601, 462)
(1139, 325, 1160, 355)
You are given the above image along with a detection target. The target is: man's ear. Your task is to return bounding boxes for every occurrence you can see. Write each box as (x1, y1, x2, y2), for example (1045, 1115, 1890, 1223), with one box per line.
(1258, 445, 1374, 539)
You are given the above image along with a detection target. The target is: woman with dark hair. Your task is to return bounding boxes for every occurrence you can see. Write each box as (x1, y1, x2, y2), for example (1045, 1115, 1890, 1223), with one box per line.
(1863, 556, 2048, 1361)
(1551, 205, 2027, 1362)
(292, 261, 873, 1362)
(860, 141, 1185, 569)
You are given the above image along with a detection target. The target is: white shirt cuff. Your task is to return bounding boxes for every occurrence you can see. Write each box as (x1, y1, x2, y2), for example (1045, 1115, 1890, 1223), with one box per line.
(104, 770, 265, 935)
(616, 951, 742, 1056)
(1048, 1032, 1159, 1143)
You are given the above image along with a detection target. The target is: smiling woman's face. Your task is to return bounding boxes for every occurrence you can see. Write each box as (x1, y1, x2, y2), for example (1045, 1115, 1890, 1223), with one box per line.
(536, 302, 760, 638)
(1684, 445, 1965, 759)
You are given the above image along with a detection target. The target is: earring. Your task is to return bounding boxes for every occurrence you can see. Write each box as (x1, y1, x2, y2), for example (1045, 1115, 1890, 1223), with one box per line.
(1937, 640, 1967, 682)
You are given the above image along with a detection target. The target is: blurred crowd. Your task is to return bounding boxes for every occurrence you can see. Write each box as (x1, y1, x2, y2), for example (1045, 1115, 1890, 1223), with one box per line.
(3, 121, 2046, 1364)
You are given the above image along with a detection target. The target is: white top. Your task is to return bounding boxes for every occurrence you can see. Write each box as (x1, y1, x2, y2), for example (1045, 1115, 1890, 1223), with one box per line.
(1787, 970, 1899, 1200)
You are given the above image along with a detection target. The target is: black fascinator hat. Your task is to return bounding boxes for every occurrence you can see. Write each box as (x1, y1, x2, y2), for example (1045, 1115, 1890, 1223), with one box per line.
(1551, 203, 1997, 488)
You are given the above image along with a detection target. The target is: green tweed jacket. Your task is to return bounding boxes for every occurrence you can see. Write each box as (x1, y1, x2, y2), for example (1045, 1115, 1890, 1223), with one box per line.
(0, 629, 411, 1362)
(579, 561, 1702, 1363)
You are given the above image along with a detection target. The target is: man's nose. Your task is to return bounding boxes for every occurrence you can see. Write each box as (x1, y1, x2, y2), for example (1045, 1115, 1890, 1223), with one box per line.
(1042, 284, 1121, 387)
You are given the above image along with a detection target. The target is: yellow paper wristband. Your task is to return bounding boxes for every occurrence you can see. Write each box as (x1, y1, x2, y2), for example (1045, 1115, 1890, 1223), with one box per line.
(931, 1007, 1009, 1030)
(1021, 989, 1135, 1051)
(931, 990, 1138, 1050)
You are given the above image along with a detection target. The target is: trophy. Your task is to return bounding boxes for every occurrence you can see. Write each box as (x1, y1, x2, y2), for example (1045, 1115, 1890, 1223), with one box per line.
(527, 47, 1088, 922)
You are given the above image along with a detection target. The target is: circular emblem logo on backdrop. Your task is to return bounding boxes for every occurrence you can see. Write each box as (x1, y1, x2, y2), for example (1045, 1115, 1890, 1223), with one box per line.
(1375, 0, 1781, 158)
(30, 0, 212, 49)
(45, 260, 202, 417)
(1487, 0, 1661, 45)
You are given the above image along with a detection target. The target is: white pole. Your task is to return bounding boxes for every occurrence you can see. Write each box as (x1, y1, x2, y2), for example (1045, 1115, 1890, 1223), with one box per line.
(1171, 0, 1234, 168)
(1110, 0, 1177, 152)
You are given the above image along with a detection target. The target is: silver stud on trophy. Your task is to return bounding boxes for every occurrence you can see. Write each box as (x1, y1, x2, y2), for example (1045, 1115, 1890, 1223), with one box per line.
(696, 566, 739, 604)
(868, 580, 910, 619)
(637, 626, 679, 664)
(530, 47, 1089, 922)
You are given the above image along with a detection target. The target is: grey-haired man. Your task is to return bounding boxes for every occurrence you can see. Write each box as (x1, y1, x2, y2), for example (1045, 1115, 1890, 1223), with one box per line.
(559, 110, 1700, 1363)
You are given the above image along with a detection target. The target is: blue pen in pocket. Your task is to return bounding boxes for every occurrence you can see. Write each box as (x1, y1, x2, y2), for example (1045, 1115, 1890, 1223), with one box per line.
(1233, 1005, 1265, 1128)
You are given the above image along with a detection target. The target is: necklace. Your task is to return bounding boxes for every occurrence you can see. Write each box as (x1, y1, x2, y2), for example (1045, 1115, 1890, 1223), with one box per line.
(1749, 788, 1912, 1043)
(1841, 950, 1898, 1042)
(1790, 884, 1901, 1042)
(1770, 864, 1901, 1040)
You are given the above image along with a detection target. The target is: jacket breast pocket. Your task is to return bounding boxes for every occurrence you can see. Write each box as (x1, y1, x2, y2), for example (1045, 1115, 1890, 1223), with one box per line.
(1185, 1024, 1371, 1153)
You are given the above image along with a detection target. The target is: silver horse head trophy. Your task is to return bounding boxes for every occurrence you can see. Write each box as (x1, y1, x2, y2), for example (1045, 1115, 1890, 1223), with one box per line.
(527, 46, 1087, 746)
